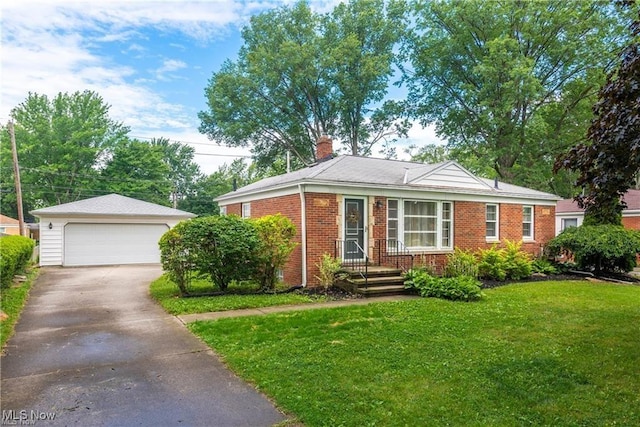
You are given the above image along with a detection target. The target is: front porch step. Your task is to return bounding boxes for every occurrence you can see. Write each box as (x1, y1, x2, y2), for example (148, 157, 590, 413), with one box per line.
(357, 284, 408, 297)
(338, 265, 410, 297)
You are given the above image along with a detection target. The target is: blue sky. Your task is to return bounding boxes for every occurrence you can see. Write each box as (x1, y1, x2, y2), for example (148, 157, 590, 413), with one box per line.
(1, 0, 440, 174)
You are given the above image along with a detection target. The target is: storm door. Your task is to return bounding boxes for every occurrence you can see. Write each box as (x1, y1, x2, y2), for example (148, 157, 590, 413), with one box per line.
(343, 198, 367, 261)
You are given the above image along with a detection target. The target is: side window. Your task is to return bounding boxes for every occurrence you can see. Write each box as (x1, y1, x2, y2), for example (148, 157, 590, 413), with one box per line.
(522, 206, 534, 240)
(241, 203, 251, 218)
(486, 204, 498, 239)
(561, 218, 578, 231)
(219, 206, 227, 216)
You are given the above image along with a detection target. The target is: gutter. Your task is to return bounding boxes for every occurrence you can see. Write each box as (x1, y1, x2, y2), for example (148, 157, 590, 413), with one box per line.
(298, 183, 307, 287)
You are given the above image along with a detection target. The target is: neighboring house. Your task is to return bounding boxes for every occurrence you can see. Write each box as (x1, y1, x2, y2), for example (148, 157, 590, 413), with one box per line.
(0, 214, 29, 236)
(216, 137, 560, 287)
(31, 194, 195, 266)
(556, 189, 640, 235)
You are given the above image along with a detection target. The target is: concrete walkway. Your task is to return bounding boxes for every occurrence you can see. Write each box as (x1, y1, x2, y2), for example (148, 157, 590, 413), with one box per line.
(177, 295, 418, 324)
(1, 266, 287, 426)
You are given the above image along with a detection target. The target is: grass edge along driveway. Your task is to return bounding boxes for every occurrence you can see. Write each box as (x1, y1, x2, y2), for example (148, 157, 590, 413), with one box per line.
(189, 280, 640, 427)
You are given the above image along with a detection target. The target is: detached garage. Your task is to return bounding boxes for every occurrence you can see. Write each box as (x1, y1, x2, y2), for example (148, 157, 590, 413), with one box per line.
(31, 194, 195, 266)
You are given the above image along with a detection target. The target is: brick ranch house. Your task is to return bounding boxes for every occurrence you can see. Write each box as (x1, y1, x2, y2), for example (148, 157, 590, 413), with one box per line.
(216, 137, 560, 288)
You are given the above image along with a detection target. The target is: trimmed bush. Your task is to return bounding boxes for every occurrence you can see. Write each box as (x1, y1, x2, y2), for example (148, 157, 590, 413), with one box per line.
(158, 224, 194, 296)
(251, 214, 298, 291)
(159, 215, 261, 293)
(404, 269, 483, 301)
(0, 235, 35, 288)
(546, 224, 640, 273)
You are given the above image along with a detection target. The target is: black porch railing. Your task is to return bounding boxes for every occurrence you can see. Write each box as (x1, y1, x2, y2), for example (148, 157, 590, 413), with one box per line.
(374, 239, 414, 272)
(335, 239, 369, 288)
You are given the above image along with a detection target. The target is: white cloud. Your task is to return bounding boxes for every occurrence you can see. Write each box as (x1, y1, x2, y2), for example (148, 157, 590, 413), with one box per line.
(155, 59, 188, 81)
(0, 1, 245, 128)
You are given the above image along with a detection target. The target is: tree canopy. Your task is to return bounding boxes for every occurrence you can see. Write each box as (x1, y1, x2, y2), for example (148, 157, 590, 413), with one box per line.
(555, 4, 640, 225)
(0, 91, 129, 219)
(198, 0, 407, 168)
(1, 91, 207, 218)
(400, 0, 634, 196)
(100, 139, 172, 206)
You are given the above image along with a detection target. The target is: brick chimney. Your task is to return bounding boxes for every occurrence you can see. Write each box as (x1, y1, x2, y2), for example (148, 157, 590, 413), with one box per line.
(316, 135, 333, 161)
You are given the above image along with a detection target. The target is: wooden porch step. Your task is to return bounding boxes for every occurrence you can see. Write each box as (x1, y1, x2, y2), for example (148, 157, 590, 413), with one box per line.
(336, 264, 411, 297)
(349, 275, 405, 287)
(357, 284, 409, 297)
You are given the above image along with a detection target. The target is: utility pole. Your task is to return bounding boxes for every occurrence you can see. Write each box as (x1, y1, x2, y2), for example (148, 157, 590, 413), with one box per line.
(9, 121, 26, 237)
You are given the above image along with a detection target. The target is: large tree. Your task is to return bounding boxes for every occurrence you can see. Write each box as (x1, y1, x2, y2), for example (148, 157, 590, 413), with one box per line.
(178, 159, 263, 216)
(100, 139, 172, 206)
(555, 3, 640, 225)
(198, 0, 406, 168)
(149, 137, 202, 208)
(0, 91, 129, 218)
(401, 0, 634, 195)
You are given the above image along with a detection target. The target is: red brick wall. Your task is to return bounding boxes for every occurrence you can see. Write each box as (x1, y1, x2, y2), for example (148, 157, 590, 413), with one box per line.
(622, 216, 640, 230)
(454, 201, 487, 250)
(222, 195, 557, 287)
(305, 193, 341, 286)
(226, 203, 241, 216)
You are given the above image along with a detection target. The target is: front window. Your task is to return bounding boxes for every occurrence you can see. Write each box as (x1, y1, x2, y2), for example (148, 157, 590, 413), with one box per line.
(387, 199, 453, 250)
(219, 206, 227, 216)
(486, 204, 498, 239)
(404, 201, 438, 247)
(523, 206, 533, 240)
(241, 203, 251, 218)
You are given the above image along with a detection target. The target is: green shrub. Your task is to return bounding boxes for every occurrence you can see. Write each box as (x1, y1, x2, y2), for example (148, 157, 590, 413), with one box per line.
(187, 215, 261, 291)
(476, 241, 533, 281)
(443, 248, 478, 278)
(477, 245, 507, 281)
(546, 225, 640, 273)
(531, 258, 559, 275)
(404, 269, 483, 301)
(0, 235, 35, 289)
(502, 240, 532, 280)
(314, 253, 344, 290)
(251, 214, 298, 291)
(160, 215, 261, 293)
(158, 223, 194, 296)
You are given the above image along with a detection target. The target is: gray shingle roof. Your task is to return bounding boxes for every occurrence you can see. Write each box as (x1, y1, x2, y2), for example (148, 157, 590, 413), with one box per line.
(216, 155, 559, 201)
(30, 194, 196, 217)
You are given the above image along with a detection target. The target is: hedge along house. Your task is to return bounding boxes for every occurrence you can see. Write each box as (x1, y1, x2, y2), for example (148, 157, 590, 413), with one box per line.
(31, 194, 195, 267)
(215, 137, 560, 290)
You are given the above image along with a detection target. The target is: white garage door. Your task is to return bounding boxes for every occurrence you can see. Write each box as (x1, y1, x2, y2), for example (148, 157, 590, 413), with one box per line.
(64, 223, 169, 266)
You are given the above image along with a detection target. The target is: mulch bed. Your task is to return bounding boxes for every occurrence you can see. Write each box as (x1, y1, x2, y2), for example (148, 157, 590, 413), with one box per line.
(481, 271, 640, 289)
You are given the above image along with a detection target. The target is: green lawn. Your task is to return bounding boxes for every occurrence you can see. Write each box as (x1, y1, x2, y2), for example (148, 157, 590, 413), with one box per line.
(1, 267, 38, 350)
(189, 281, 640, 426)
(150, 275, 330, 315)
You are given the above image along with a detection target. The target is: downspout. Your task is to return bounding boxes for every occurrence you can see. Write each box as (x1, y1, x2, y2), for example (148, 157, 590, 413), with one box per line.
(298, 183, 307, 287)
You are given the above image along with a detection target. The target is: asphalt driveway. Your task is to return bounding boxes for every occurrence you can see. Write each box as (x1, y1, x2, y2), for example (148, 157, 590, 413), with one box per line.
(1, 265, 287, 426)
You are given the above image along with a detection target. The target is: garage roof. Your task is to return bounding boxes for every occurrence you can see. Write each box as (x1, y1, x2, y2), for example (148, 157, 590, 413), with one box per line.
(30, 194, 196, 218)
